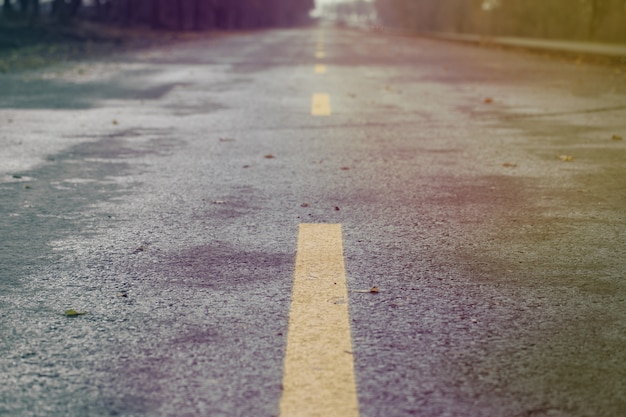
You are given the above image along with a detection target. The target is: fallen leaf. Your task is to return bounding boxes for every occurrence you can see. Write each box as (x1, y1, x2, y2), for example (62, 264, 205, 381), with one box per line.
(484, 97, 494, 104)
(212, 200, 227, 204)
(242, 165, 250, 168)
(558, 155, 575, 162)
(264, 154, 275, 159)
(334, 206, 340, 211)
(112, 119, 119, 125)
(132, 244, 149, 254)
(612, 134, 623, 141)
(300, 202, 309, 208)
(64, 309, 87, 317)
(502, 163, 517, 168)
(340, 166, 350, 170)
(351, 286, 381, 294)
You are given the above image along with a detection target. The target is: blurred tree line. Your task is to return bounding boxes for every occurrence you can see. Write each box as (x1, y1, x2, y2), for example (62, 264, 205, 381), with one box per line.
(375, 0, 626, 43)
(1, 0, 315, 29)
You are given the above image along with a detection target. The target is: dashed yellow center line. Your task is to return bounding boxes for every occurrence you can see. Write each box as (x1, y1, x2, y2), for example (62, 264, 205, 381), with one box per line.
(279, 224, 359, 417)
(311, 93, 331, 116)
(314, 64, 327, 74)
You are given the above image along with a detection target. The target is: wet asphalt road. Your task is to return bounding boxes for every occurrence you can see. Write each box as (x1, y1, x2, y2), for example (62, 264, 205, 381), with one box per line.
(1, 24, 626, 417)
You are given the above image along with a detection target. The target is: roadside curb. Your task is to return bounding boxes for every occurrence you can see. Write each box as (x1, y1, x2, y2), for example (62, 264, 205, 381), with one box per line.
(423, 32, 626, 62)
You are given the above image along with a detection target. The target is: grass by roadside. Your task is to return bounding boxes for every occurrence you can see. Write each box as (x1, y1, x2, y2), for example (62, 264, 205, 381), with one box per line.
(0, 20, 215, 73)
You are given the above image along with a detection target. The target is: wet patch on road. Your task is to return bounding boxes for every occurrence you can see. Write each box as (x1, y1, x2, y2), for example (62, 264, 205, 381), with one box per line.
(153, 242, 292, 289)
(166, 100, 228, 116)
(0, 73, 191, 109)
(0, 140, 134, 290)
(0, 129, 193, 416)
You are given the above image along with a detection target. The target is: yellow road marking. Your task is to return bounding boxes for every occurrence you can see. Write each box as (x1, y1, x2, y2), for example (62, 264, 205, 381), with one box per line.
(315, 50, 326, 59)
(279, 224, 359, 417)
(311, 94, 331, 116)
(314, 64, 327, 74)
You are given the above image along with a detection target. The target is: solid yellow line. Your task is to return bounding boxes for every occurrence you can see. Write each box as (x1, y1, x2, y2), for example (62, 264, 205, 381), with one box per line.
(311, 93, 331, 116)
(279, 224, 359, 417)
(314, 64, 327, 74)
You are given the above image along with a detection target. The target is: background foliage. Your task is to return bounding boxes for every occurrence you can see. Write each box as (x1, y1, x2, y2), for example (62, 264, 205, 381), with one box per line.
(375, 0, 626, 43)
(1, 0, 315, 29)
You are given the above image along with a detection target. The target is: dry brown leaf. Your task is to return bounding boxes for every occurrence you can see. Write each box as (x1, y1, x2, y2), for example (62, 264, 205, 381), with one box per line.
(264, 154, 275, 159)
(351, 286, 381, 294)
(502, 162, 517, 168)
(612, 134, 623, 141)
(484, 97, 493, 104)
(132, 244, 149, 254)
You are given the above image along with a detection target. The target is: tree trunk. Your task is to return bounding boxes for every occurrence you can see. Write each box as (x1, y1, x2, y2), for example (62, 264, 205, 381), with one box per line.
(29, 0, 39, 24)
(52, 0, 69, 24)
(17, 0, 28, 14)
(3, 0, 16, 19)
(68, 0, 81, 17)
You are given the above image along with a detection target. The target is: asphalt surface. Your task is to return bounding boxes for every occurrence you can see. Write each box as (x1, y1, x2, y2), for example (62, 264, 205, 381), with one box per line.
(1, 24, 625, 417)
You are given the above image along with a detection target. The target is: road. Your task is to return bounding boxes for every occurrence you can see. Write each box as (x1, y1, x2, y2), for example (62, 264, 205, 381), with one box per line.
(1, 23, 625, 417)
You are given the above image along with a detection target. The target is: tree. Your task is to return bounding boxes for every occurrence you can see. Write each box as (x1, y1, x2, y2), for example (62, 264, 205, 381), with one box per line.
(52, 0, 82, 24)
(92, 0, 314, 30)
